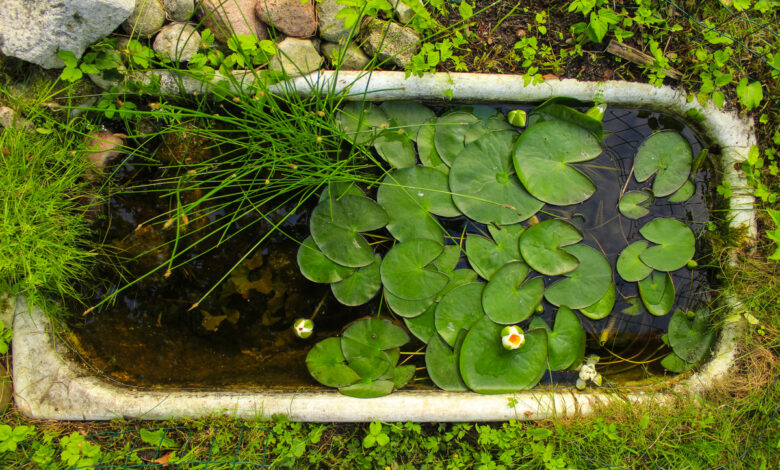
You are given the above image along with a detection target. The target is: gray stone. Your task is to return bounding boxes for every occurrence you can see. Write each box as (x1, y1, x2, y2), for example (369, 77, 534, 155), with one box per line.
(198, 0, 268, 44)
(153, 23, 201, 61)
(317, 0, 358, 43)
(269, 38, 323, 77)
(0, 106, 30, 130)
(123, 0, 166, 37)
(322, 41, 369, 70)
(164, 0, 195, 21)
(0, 0, 135, 69)
(391, 0, 421, 24)
(255, 0, 316, 38)
(360, 18, 420, 69)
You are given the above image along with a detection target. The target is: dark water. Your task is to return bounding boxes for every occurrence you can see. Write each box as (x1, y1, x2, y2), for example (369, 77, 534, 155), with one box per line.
(65, 106, 718, 389)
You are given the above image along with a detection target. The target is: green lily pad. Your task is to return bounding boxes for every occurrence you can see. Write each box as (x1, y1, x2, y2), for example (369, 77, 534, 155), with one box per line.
(638, 271, 675, 316)
(621, 296, 648, 316)
(544, 244, 612, 309)
(297, 236, 355, 284)
(459, 317, 548, 393)
(579, 283, 615, 320)
(639, 218, 695, 272)
(380, 101, 436, 139)
(318, 182, 364, 203)
(403, 270, 478, 343)
(466, 235, 521, 281)
(306, 337, 361, 388)
(339, 380, 395, 398)
(669, 179, 695, 203)
(373, 130, 417, 168)
(331, 254, 381, 306)
(528, 306, 586, 371)
(488, 224, 525, 257)
(618, 190, 654, 219)
(392, 364, 416, 389)
(463, 116, 514, 144)
(425, 332, 468, 391)
(433, 245, 462, 272)
(435, 282, 486, 346)
(384, 287, 435, 318)
(379, 166, 459, 217)
(616, 241, 653, 282)
(450, 130, 543, 224)
(434, 111, 480, 166)
(336, 102, 388, 145)
(668, 309, 715, 364)
(381, 239, 449, 300)
(527, 101, 604, 140)
(482, 262, 544, 324)
(416, 119, 449, 174)
(519, 219, 582, 276)
(341, 318, 409, 381)
(660, 352, 695, 373)
(310, 195, 388, 268)
(634, 131, 693, 197)
(513, 120, 602, 206)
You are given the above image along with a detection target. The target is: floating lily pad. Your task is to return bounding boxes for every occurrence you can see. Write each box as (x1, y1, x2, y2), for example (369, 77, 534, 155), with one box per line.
(638, 271, 675, 316)
(339, 380, 395, 398)
(634, 131, 692, 197)
(668, 309, 715, 364)
(341, 318, 409, 381)
(579, 283, 615, 320)
(435, 282, 486, 346)
(310, 195, 388, 268)
(527, 100, 604, 140)
(318, 182, 364, 203)
(466, 234, 523, 281)
(488, 224, 525, 257)
(433, 245, 462, 272)
(297, 236, 355, 284)
(669, 179, 695, 203)
(528, 306, 586, 371)
(451, 130, 543, 224)
(459, 317, 548, 393)
(380, 101, 436, 139)
(403, 270, 478, 343)
(544, 244, 612, 309)
(336, 102, 388, 145)
(373, 130, 417, 168)
(416, 119, 448, 173)
(392, 364, 416, 389)
(660, 352, 695, 373)
(384, 287, 435, 318)
(519, 219, 582, 276)
(379, 166, 459, 217)
(425, 332, 468, 391)
(463, 115, 513, 144)
(482, 262, 544, 324)
(434, 111, 481, 166)
(621, 296, 648, 316)
(639, 218, 695, 272)
(306, 337, 361, 388)
(381, 239, 449, 300)
(513, 120, 602, 206)
(618, 190, 653, 219)
(331, 254, 382, 306)
(616, 241, 653, 282)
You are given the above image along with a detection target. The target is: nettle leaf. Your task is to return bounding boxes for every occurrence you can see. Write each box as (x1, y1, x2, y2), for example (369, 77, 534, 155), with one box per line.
(416, 119, 449, 174)
(528, 306, 586, 371)
(618, 190, 653, 219)
(433, 111, 480, 166)
(425, 332, 468, 391)
(668, 309, 715, 364)
(616, 241, 653, 282)
(450, 130, 543, 224)
(579, 283, 615, 320)
(331, 254, 382, 306)
(544, 244, 612, 310)
(379, 101, 436, 139)
(639, 218, 695, 272)
(310, 195, 388, 268)
(513, 120, 602, 206)
(634, 131, 693, 197)
(306, 337, 361, 388)
(519, 219, 582, 276)
(482, 262, 544, 324)
(669, 180, 695, 203)
(381, 239, 449, 300)
(336, 102, 389, 145)
(459, 317, 548, 394)
(297, 236, 355, 283)
(373, 130, 417, 168)
(435, 282, 486, 346)
(638, 271, 675, 316)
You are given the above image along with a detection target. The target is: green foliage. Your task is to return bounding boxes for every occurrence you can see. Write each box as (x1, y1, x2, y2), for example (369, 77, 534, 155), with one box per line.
(0, 425, 33, 453)
(59, 432, 101, 468)
(0, 321, 11, 355)
(363, 421, 390, 448)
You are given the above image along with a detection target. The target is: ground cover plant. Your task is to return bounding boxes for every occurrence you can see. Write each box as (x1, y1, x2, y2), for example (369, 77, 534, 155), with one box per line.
(0, 0, 779, 468)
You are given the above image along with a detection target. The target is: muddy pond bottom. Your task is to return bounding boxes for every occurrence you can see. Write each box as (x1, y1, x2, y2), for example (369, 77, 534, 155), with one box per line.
(65, 106, 720, 389)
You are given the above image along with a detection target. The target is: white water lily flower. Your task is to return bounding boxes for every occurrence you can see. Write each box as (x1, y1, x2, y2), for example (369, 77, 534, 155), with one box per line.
(501, 325, 525, 350)
(575, 355, 602, 390)
(293, 318, 314, 339)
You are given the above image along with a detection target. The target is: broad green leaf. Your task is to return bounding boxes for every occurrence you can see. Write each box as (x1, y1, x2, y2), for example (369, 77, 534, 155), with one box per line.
(434, 111, 480, 166)
(519, 219, 582, 276)
(621, 296, 647, 316)
(488, 224, 525, 258)
(373, 130, 417, 168)
(336, 102, 389, 144)
(463, 115, 513, 144)
(579, 283, 615, 320)
(668, 309, 715, 364)
(459, 317, 548, 393)
(544, 244, 612, 309)
(425, 332, 468, 391)
(466, 233, 524, 281)
(379, 166, 459, 217)
(403, 270, 478, 343)
(306, 337, 361, 388)
(616, 241, 653, 282)
(380, 101, 435, 139)
(639, 218, 695, 272)
(297, 236, 355, 283)
(341, 318, 409, 381)
(527, 101, 604, 140)
(634, 131, 692, 197)
(660, 352, 695, 373)
(528, 307, 585, 371)
(416, 119, 449, 173)
(435, 282, 486, 346)
(482, 262, 544, 324)
(392, 364, 416, 389)
(310, 195, 388, 268)
(736, 78, 763, 111)
(339, 380, 395, 398)
(318, 182, 364, 203)
(331, 254, 382, 306)
(513, 120, 602, 206)
(450, 130, 543, 224)
(384, 287, 435, 318)
(381, 239, 449, 300)
(668, 180, 695, 203)
(432, 245, 462, 272)
(638, 271, 675, 316)
(618, 190, 653, 219)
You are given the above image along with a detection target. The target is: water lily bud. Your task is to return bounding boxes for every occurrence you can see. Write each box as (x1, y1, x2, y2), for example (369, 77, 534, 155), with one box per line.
(535, 304, 545, 314)
(507, 109, 527, 127)
(293, 318, 314, 339)
(585, 103, 607, 121)
(501, 325, 525, 350)
(687, 259, 698, 269)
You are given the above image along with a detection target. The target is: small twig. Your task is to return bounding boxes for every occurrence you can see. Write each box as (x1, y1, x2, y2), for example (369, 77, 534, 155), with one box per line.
(606, 40, 682, 80)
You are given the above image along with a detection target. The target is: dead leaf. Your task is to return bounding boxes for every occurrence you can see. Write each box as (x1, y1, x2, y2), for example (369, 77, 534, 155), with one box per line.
(153, 452, 172, 466)
(201, 310, 227, 332)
